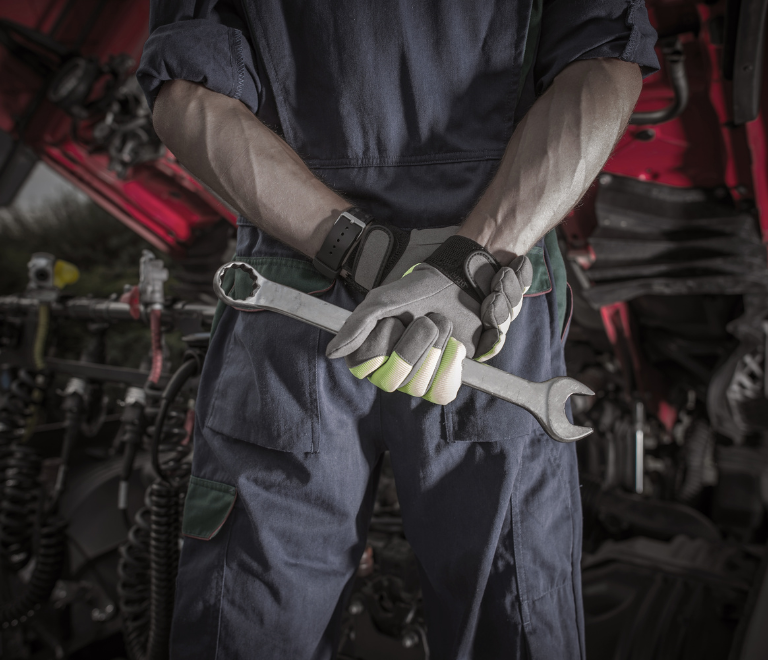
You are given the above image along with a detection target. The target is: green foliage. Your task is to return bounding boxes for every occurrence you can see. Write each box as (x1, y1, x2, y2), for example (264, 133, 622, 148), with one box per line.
(0, 196, 184, 369)
(0, 195, 155, 298)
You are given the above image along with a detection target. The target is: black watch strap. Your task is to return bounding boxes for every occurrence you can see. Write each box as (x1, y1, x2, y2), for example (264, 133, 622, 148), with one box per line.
(313, 207, 373, 279)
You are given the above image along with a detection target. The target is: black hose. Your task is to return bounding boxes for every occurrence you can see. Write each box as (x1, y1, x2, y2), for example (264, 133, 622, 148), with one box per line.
(117, 481, 181, 660)
(151, 359, 198, 483)
(117, 503, 151, 658)
(630, 38, 689, 126)
(0, 443, 41, 571)
(118, 356, 200, 660)
(1, 516, 67, 628)
(0, 369, 68, 628)
(0, 369, 46, 571)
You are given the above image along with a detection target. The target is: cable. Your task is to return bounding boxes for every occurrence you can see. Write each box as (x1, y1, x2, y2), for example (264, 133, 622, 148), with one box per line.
(118, 355, 201, 660)
(148, 309, 163, 385)
(151, 359, 198, 483)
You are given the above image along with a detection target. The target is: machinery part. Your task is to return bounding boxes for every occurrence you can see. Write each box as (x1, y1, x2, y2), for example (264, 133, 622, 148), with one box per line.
(0, 294, 215, 325)
(117, 504, 151, 657)
(92, 76, 165, 178)
(582, 535, 761, 660)
(727, 345, 768, 433)
(0, 367, 68, 628)
(47, 56, 102, 114)
(0, 441, 41, 571)
(150, 358, 199, 485)
(725, 0, 768, 125)
(581, 175, 768, 308)
(117, 386, 146, 517)
(118, 350, 200, 660)
(0, 516, 67, 629)
(677, 419, 714, 504)
(213, 262, 594, 443)
(0, 129, 37, 207)
(630, 38, 689, 126)
(0, 369, 46, 570)
(580, 477, 721, 544)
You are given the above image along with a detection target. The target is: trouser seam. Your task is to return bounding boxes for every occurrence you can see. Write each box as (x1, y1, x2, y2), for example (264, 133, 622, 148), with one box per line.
(213, 512, 235, 660)
(511, 444, 531, 631)
(531, 580, 569, 604)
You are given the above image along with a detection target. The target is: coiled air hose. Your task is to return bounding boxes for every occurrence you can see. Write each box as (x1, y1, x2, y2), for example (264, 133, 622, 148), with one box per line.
(117, 353, 200, 660)
(0, 305, 68, 628)
(677, 419, 713, 504)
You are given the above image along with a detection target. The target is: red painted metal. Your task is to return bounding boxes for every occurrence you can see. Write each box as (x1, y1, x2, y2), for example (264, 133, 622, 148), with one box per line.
(0, 0, 235, 257)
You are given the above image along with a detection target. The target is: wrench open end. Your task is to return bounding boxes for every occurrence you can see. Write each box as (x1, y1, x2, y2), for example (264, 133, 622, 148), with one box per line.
(542, 377, 595, 443)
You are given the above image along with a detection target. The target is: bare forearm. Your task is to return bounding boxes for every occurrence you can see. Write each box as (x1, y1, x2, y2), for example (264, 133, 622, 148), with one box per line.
(459, 58, 642, 263)
(153, 80, 348, 257)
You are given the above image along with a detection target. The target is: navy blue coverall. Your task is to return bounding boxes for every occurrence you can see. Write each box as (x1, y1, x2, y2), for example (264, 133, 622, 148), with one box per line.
(138, 2, 658, 658)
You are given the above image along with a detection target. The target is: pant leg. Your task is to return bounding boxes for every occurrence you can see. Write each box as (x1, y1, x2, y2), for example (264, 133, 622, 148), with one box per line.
(171, 280, 384, 660)
(383, 243, 584, 660)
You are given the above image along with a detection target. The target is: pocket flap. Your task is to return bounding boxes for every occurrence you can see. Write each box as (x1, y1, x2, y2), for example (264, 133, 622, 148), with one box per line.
(182, 476, 237, 540)
(524, 246, 552, 297)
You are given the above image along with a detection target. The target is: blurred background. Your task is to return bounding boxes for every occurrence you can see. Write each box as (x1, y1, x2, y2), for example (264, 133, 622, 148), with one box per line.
(1, 1, 767, 659)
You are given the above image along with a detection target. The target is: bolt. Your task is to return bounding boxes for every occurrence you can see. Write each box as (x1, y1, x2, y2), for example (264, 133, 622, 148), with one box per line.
(401, 631, 420, 649)
(599, 174, 612, 186)
(348, 598, 364, 615)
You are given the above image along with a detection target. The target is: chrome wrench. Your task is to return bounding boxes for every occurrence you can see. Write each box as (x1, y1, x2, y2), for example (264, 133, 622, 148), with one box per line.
(213, 262, 594, 443)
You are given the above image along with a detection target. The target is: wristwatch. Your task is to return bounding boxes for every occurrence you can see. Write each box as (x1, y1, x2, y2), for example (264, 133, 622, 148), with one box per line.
(312, 206, 373, 280)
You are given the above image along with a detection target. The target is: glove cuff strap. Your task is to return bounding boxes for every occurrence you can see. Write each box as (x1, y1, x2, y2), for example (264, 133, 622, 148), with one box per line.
(425, 235, 500, 303)
(344, 221, 410, 292)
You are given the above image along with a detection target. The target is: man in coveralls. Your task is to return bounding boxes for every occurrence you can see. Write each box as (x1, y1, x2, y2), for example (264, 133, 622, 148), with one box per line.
(137, 1, 657, 657)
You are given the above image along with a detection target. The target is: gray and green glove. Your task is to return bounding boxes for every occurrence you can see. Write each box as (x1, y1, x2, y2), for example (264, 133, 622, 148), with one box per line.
(342, 222, 459, 292)
(326, 235, 533, 405)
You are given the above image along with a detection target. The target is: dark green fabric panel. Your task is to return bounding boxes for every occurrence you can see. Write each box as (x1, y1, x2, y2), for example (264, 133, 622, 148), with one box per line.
(182, 475, 237, 541)
(544, 229, 568, 334)
(525, 246, 551, 297)
(235, 256, 333, 295)
(210, 237, 563, 334)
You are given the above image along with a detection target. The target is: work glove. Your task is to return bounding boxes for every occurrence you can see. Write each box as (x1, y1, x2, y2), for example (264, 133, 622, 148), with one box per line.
(326, 235, 532, 404)
(342, 221, 459, 292)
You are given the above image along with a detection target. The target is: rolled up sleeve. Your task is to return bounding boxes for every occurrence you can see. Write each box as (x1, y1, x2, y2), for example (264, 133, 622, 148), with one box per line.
(137, 0, 261, 114)
(535, 0, 659, 95)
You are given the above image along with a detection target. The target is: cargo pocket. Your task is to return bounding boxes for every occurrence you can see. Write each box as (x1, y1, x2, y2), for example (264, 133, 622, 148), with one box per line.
(182, 476, 237, 541)
(205, 284, 322, 454)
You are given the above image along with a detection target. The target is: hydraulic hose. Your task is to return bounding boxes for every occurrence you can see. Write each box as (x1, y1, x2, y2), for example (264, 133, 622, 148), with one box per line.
(0, 303, 72, 627)
(148, 309, 163, 385)
(0, 516, 67, 628)
(0, 368, 68, 627)
(151, 358, 198, 483)
(118, 356, 201, 660)
(630, 38, 689, 126)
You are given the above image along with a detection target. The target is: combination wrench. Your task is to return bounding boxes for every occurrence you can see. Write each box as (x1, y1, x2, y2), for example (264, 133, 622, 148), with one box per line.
(213, 262, 594, 443)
